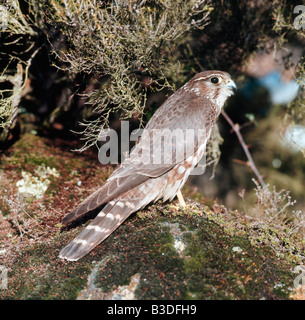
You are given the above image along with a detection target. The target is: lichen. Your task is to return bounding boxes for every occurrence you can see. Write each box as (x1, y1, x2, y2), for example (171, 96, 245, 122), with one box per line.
(16, 164, 59, 198)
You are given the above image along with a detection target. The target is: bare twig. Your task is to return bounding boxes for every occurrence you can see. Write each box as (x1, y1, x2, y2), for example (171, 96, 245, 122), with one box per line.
(221, 110, 267, 188)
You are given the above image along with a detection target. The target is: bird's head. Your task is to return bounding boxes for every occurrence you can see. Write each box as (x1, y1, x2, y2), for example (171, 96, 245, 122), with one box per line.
(183, 70, 237, 109)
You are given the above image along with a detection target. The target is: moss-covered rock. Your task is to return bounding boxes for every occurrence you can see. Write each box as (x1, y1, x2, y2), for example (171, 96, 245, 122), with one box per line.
(0, 134, 304, 300)
(0, 209, 298, 300)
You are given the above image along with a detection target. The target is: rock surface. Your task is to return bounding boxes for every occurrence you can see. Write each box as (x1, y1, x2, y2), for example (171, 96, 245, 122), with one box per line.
(0, 134, 304, 300)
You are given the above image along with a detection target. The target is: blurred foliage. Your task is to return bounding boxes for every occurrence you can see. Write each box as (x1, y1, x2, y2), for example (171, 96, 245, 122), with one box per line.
(0, 0, 304, 146)
(0, 0, 40, 145)
(42, 0, 212, 150)
(271, 0, 305, 141)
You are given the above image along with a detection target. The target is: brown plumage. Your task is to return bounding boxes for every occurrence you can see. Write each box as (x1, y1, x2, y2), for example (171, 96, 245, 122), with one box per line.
(59, 70, 237, 261)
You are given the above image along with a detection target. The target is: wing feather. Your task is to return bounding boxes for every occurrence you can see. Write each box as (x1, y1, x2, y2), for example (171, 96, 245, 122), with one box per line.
(62, 94, 217, 226)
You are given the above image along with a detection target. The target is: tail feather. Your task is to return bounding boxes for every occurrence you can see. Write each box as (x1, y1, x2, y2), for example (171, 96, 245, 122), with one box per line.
(59, 193, 148, 261)
(59, 175, 164, 261)
(59, 200, 125, 261)
(61, 174, 149, 227)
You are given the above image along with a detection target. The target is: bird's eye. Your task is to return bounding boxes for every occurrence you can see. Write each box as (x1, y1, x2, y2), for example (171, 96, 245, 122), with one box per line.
(210, 77, 221, 84)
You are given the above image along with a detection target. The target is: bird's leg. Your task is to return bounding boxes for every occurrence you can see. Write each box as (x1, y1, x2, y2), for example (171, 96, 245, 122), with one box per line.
(177, 190, 186, 207)
(167, 190, 186, 211)
(169, 190, 207, 216)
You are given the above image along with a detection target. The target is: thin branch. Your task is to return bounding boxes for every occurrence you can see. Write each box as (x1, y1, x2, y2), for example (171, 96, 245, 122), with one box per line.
(221, 110, 267, 188)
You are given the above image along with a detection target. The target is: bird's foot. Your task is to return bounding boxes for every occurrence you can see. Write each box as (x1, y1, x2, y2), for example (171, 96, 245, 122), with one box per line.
(168, 190, 207, 216)
(168, 190, 187, 211)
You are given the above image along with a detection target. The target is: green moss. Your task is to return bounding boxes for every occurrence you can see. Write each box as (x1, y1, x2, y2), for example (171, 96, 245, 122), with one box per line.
(92, 212, 295, 300)
(2, 134, 58, 171)
(182, 218, 294, 300)
(94, 218, 186, 300)
(0, 231, 91, 300)
(0, 209, 297, 300)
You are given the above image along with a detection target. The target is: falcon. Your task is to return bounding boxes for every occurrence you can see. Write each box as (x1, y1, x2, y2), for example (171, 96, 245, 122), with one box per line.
(59, 70, 237, 261)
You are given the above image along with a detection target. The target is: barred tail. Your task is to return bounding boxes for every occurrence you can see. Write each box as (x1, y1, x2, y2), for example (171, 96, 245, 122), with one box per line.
(59, 174, 164, 261)
(59, 198, 135, 261)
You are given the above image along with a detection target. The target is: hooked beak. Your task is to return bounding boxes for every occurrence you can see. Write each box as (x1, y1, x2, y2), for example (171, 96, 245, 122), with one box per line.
(225, 80, 237, 93)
